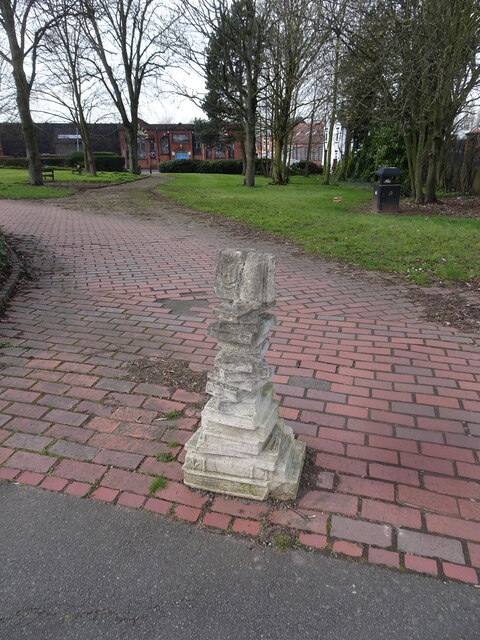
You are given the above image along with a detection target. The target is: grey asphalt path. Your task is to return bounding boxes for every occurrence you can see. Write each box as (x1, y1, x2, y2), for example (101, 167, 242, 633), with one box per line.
(0, 482, 479, 640)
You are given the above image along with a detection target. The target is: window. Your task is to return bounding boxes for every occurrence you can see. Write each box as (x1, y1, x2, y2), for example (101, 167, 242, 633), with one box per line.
(161, 136, 169, 155)
(227, 142, 234, 159)
(172, 132, 190, 144)
(149, 138, 156, 158)
(192, 136, 201, 155)
(205, 146, 212, 159)
(214, 144, 226, 159)
(138, 137, 147, 159)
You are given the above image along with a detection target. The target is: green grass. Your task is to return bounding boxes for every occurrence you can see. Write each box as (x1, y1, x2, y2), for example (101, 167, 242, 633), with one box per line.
(149, 475, 167, 495)
(165, 410, 182, 420)
(0, 167, 141, 199)
(158, 174, 480, 285)
(274, 533, 293, 550)
(156, 452, 175, 463)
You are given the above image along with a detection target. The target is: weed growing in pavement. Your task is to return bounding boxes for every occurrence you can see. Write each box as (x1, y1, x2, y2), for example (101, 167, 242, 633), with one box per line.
(167, 441, 180, 448)
(156, 452, 175, 463)
(149, 475, 167, 495)
(274, 534, 292, 550)
(166, 410, 182, 420)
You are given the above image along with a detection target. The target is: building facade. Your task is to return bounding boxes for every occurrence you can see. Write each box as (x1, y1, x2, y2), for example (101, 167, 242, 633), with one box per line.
(118, 121, 244, 170)
(290, 121, 325, 165)
(0, 122, 120, 157)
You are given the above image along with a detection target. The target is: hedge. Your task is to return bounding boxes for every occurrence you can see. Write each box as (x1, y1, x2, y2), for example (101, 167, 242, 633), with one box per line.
(159, 158, 243, 174)
(0, 156, 70, 168)
(289, 161, 323, 175)
(0, 156, 27, 168)
(158, 158, 276, 175)
(69, 151, 125, 172)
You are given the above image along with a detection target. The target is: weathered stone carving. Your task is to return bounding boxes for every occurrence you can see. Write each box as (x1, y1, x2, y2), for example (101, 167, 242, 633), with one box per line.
(183, 248, 306, 500)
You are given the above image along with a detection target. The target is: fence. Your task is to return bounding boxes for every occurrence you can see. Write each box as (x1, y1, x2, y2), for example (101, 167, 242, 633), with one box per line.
(444, 132, 480, 194)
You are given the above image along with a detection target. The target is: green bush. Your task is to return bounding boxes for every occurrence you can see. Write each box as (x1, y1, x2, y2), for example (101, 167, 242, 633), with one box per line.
(68, 151, 125, 172)
(68, 151, 85, 167)
(40, 155, 69, 167)
(255, 158, 271, 176)
(0, 156, 72, 168)
(289, 161, 323, 175)
(158, 158, 277, 176)
(0, 156, 28, 168)
(159, 158, 243, 174)
(93, 152, 125, 172)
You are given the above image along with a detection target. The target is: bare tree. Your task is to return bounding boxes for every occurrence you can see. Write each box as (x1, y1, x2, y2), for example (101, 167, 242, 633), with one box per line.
(267, 0, 325, 184)
(81, 0, 180, 174)
(0, 43, 16, 120)
(0, 0, 65, 184)
(41, 0, 107, 175)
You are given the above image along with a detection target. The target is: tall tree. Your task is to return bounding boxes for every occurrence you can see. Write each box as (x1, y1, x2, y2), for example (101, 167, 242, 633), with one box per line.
(182, 0, 271, 187)
(337, 0, 480, 202)
(0, 0, 64, 184)
(267, 0, 324, 185)
(82, 0, 180, 174)
(43, 0, 103, 175)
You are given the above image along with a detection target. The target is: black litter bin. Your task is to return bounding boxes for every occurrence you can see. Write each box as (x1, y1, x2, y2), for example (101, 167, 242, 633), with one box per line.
(373, 167, 401, 213)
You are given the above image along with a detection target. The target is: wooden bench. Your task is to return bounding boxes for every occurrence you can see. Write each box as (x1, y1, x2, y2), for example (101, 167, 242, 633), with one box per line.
(71, 165, 83, 175)
(42, 167, 55, 181)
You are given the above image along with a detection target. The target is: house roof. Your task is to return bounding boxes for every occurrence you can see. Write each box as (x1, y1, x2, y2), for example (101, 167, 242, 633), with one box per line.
(292, 122, 324, 146)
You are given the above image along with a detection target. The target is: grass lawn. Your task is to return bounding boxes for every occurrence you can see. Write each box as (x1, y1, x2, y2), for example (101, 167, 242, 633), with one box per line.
(0, 167, 141, 200)
(158, 174, 480, 286)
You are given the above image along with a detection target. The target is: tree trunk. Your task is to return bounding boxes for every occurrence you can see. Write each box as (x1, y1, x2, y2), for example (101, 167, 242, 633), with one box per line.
(240, 137, 247, 175)
(244, 81, 256, 187)
(244, 115, 256, 187)
(125, 125, 140, 174)
(1, 2, 42, 185)
(282, 132, 290, 183)
(77, 117, 96, 176)
(425, 133, 442, 203)
(404, 127, 427, 204)
(272, 136, 284, 184)
(304, 107, 315, 177)
(18, 85, 42, 185)
(323, 35, 341, 186)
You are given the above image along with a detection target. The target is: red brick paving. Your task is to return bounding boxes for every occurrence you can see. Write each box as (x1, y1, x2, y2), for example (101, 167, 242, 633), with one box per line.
(1, 193, 480, 585)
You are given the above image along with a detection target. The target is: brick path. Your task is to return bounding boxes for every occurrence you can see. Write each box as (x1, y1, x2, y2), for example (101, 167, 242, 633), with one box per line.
(1, 182, 480, 585)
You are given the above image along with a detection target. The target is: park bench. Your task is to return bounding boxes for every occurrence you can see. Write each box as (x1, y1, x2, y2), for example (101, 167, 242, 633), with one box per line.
(71, 164, 82, 175)
(42, 167, 55, 181)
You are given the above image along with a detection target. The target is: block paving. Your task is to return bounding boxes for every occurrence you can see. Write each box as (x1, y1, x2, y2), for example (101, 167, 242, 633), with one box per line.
(1, 189, 480, 586)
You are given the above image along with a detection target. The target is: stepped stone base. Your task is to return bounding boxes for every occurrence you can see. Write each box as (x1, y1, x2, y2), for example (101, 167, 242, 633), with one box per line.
(184, 427, 306, 501)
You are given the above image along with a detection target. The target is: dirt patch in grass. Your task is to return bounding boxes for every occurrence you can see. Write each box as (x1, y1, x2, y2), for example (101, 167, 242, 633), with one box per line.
(400, 195, 480, 218)
(126, 356, 208, 395)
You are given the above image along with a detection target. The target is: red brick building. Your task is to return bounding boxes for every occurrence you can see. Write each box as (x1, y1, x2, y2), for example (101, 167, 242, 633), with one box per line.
(119, 121, 243, 170)
(290, 122, 325, 165)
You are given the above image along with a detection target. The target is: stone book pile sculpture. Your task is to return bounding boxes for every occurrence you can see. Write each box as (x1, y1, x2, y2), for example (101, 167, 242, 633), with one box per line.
(183, 248, 305, 500)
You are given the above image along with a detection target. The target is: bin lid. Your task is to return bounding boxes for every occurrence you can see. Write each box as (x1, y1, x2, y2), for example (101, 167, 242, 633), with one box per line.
(375, 167, 401, 176)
